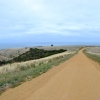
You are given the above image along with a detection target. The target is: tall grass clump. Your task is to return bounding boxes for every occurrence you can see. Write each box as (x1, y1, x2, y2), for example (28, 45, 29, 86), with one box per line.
(0, 51, 77, 95)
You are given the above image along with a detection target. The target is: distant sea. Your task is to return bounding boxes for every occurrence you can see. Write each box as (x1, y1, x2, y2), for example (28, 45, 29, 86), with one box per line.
(0, 42, 100, 50)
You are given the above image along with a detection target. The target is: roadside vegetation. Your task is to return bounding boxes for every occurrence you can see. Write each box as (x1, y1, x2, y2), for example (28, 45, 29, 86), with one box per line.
(83, 49, 100, 64)
(0, 48, 66, 66)
(0, 51, 77, 95)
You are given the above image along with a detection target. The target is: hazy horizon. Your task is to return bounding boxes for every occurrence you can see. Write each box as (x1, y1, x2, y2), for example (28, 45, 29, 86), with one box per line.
(0, 42, 100, 50)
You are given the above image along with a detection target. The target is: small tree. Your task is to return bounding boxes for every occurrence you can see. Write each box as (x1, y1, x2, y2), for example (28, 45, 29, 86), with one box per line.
(51, 44, 53, 46)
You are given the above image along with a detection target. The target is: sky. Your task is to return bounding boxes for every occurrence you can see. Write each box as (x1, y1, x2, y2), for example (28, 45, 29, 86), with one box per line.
(0, 0, 100, 48)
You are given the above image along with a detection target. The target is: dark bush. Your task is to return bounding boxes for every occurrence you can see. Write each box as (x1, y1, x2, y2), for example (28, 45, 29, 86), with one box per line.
(0, 48, 67, 66)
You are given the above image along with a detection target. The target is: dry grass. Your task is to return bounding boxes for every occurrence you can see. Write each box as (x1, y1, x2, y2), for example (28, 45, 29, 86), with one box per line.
(0, 51, 75, 74)
(0, 51, 77, 94)
(86, 47, 100, 55)
(0, 48, 29, 61)
(83, 49, 100, 64)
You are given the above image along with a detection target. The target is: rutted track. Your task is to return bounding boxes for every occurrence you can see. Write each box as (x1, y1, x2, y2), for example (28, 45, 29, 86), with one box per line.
(0, 50, 100, 100)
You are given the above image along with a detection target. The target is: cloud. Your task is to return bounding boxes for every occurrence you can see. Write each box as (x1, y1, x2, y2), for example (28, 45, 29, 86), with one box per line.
(0, 0, 100, 46)
(22, 0, 44, 11)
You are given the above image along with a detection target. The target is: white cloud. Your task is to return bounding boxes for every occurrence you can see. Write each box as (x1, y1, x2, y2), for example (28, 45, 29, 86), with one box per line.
(22, 0, 45, 12)
(9, 25, 24, 30)
(0, 0, 100, 41)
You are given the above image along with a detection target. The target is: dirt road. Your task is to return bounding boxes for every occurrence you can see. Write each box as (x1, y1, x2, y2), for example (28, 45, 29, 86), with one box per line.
(0, 50, 100, 100)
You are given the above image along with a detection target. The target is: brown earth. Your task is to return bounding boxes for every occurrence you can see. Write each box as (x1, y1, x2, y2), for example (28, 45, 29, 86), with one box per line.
(0, 50, 100, 100)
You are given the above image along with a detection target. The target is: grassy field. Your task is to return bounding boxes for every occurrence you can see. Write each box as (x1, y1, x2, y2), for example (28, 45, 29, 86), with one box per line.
(83, 49, 100, 64)
(0, 48, 67, 66)
(0, 51, 77, 95)
(86, 47, 100, 55)
(0, 51, 75, 74)
(0, 48, 29, 61)
(0, 46, 81, 61)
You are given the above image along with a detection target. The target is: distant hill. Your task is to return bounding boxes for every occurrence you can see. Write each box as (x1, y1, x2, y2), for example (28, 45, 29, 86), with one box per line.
(0, 48, 30, 61)
(0, 48, 67, 66)
(0, 46, 80, 61)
